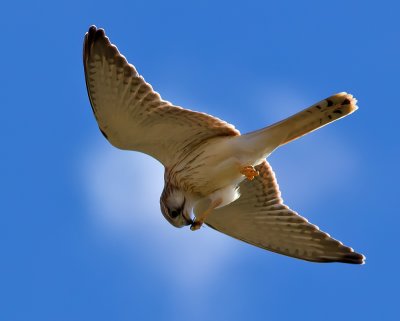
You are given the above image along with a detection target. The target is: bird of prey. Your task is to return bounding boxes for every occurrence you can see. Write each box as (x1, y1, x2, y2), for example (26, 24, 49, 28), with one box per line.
(83, 25, 365, 264)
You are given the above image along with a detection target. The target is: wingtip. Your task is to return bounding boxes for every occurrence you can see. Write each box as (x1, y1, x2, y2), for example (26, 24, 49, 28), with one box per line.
(85, 25, 106, 43)
(83, 25, 109, 64)
(88, 25, 97, 33)
(344, 252, 366, 265)
(323, 251, 366, 264)
(85, 25, 98, 40)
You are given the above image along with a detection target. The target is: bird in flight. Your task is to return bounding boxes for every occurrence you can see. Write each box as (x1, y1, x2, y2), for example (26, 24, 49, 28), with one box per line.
(83, 25, 365, 264)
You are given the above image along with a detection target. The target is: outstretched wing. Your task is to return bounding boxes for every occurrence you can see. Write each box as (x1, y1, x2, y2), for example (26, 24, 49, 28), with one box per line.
(206, 161, 365, 264)
(83, 26, 239, 166)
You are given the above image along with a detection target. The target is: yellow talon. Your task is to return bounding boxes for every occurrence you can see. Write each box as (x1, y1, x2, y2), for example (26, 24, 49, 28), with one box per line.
(240, 165, 259, 181)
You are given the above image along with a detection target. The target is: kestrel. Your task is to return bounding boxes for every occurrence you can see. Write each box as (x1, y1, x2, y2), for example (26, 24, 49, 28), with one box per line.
(83, 26, 365, 264)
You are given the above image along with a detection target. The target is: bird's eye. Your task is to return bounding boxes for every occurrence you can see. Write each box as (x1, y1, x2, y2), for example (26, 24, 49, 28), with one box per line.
(170, 210, 179, 218)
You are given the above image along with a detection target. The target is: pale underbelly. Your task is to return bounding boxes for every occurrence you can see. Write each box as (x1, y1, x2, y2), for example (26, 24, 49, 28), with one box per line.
(173, 135, 269, 196)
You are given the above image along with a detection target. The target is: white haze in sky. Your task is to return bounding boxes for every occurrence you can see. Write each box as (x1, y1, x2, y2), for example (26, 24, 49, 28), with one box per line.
(80, 141, 235, 291)
(252, 85, 360, 209)
(79, 89, 359, 291)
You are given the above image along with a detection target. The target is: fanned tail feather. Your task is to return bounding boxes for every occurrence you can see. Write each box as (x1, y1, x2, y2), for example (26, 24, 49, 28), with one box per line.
(272, 92, 358, 146)
(238, 92, 358, 157)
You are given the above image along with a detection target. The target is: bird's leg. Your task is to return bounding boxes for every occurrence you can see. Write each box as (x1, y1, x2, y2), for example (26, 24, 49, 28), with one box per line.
(190, 198, 222, 231)
(240, 165, 259, 181)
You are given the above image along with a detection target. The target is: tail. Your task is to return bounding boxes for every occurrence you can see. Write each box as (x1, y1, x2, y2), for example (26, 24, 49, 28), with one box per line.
(239, 92, 358, 157)
(270, 92, 358, 146)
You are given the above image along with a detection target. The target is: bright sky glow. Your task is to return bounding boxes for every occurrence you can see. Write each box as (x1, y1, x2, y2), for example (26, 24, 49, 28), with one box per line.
(1, 1, 399, 320)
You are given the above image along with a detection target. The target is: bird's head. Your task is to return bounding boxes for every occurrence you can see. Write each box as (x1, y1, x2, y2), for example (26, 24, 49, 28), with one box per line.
(160, 186, 193, 228)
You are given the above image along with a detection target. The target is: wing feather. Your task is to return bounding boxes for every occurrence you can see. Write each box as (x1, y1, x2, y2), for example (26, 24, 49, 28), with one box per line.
(83, 26, 239, 166)
(206, 161, 365, 264)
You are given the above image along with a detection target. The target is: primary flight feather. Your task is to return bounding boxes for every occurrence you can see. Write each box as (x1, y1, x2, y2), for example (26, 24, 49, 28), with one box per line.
(83, 25, 365, 264)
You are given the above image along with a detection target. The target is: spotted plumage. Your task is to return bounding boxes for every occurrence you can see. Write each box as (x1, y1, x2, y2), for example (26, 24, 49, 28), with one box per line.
(83, 25, 365, 264)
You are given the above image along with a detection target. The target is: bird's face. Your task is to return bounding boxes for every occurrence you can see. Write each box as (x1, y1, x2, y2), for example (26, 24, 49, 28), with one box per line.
(160, 187, 193, 227)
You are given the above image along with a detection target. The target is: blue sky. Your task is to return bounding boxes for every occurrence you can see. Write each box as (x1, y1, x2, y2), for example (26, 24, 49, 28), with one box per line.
(1, 0, 399, 320)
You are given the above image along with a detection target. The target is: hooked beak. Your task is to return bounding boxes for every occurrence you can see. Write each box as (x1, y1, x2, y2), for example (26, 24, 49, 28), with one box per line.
(182, 211, 193, 226)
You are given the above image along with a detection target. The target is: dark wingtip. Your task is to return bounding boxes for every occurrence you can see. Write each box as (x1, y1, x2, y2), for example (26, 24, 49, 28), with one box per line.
(324, 252, 366, 265)
(85, 25, 107, 49)
(88, 25, 97, 33)
(85, 25, 98, 46)
(83, 25, 105, 123)
(84, 26, 96, 60)
(344, 252, 366, 265)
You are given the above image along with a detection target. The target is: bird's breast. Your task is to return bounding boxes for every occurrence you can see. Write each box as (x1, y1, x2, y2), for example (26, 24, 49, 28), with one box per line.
(170, 137, 245, 196)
